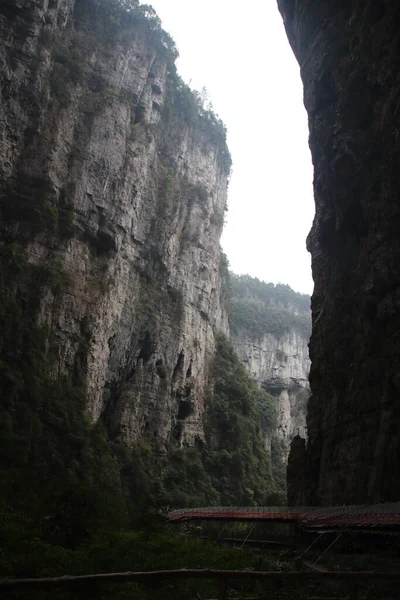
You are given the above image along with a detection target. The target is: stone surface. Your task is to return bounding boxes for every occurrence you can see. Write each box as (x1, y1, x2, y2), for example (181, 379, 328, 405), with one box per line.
(0, 0, 229, 448)
(287, 434, 306, 506)
(233, 329, 309, 458)
(278, 0, 400, 504)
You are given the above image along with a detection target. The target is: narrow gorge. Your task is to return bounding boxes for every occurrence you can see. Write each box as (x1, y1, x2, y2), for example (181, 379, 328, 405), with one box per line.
(4, 0, 400, 593)
(229, 275, 310, 459)
(0, 0, 311, 523)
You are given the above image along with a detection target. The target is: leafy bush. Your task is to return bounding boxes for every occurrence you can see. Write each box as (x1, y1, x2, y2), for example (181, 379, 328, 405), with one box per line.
(163, 76, 232, 174)
(219, 249, 231, 306)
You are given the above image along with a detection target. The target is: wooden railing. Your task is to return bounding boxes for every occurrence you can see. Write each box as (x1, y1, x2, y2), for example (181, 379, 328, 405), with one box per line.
(1, 568, 399, 598)
(168, 503, 400, 528)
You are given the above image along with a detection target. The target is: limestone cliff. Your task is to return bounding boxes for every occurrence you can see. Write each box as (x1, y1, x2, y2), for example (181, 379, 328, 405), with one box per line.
(0, 0, 230, 448)
(229, 275, 311, 458)
(278, 0, 400, 504)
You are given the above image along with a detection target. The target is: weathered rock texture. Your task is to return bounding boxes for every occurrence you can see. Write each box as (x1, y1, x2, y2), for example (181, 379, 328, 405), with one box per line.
(0, 0, 229, 447)
(229, 277, 311, 458)
(279, 0, 400, 504)
(233, 329, 309, 458)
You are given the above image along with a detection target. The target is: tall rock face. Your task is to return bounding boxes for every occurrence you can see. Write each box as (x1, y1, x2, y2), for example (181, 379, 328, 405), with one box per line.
(229, 275, 311, 458)
(234, 329, 309, 458)
(278, 0, 400, 504)
(0, 0, 230, 448)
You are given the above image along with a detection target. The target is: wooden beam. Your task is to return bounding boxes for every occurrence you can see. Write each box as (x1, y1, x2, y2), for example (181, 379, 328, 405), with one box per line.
(0, 569, 399, 592)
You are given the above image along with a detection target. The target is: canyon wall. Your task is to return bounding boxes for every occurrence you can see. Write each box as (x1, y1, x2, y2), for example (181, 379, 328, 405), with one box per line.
(0, 0, 230, 449)
(278, 0, 400, 504)
(0, 0, 310, 508)
(229, 276, 311, 458)
(234, 329, 309, 458)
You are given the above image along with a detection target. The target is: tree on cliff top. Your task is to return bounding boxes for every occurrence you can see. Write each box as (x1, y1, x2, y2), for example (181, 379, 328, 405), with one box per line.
(228, 273, 311, 339)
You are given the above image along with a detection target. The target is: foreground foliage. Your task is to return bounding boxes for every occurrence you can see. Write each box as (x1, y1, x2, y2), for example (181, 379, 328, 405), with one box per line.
(0, 521, 273, 599)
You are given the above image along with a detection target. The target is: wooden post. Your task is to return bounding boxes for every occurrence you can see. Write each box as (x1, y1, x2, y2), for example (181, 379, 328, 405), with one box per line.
(347, 580, 358, 600)
(217, 577, 228, 600)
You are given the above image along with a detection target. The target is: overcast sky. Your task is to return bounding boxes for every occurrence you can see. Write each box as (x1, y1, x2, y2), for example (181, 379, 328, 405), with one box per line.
(148, 0, 315, 295)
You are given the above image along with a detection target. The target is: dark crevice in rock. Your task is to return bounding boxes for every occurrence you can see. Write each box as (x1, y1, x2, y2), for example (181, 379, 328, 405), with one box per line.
(367, 2, 386, 24)
(137, 331, 153, 364)
(126, 364, 136, 381)
(73, 317, 91, 386)
(152, 83, 162, 94)
(172, 350, 184, 380)
(177, 400, 194, 420)
(185, 360, 192, 378)
(155, 358, 167, 379)
(0, 1, 25, 20)
(87, 229, 117, 255)
(134, 104, 145, 124)
(172, 421, 183, 441)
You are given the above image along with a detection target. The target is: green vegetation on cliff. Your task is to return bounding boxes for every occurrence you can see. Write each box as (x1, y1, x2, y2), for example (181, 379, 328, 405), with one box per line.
(0, 319, 283, 589)
(229, 274, 311, 339)
(0, 0, 274, 591)
(70, 0, 232, 172)
(0, 185, 282, 576)
(157, 334, 282, 507)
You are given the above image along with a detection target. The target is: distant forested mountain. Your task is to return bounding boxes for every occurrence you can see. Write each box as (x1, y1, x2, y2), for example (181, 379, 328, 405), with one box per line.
(229, 274, 311, 339)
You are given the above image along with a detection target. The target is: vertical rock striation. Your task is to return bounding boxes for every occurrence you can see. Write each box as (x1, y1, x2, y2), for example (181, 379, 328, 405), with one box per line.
(278, 0, 400, 504)
(0, 0, 230, 448)
(229, 276, 311, 458)
(233, 329, 309, 458)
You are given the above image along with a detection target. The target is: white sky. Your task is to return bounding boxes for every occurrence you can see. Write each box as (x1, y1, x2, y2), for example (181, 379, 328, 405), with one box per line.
(148, 0, 315, 295)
